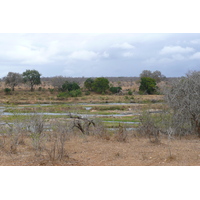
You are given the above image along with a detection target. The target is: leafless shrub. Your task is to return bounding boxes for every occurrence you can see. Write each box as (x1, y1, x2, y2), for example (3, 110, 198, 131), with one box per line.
(0, 118, 26, 153)
(25, 114, 45, 154)
(43, 119, 71, 161)
(114, 123, 128, 142)
(53, 120, 73, 140)
(45, 129, 68, 161)
(9, 122, 25, 153)
(139, 111, 161, 143)
(166, 127, 174, 158)
(45, 133, 69, 161)
(0, 131, 6, 150)
(165, 71, 200, 137)
(92, 119, 111, 140)
(70, 115, 95, 135)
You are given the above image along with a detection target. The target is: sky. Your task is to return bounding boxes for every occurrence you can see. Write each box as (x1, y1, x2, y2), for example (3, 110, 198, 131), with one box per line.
(0, 1, 200, 79)
(0, 33, 200, 78)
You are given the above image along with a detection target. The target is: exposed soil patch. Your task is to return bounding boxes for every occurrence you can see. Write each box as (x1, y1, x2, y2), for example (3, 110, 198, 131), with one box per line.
(1, 135, 200, 166)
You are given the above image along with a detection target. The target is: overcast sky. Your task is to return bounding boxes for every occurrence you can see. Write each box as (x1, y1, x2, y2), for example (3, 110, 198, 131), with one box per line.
(0, 33, 200, 78)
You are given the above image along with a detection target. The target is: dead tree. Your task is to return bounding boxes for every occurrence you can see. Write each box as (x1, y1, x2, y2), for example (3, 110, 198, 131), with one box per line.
(165, 71, 200, 136)
(69, 114, 95, 135)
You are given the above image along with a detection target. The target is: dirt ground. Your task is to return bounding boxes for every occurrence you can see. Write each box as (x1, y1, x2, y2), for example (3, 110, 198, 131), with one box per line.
(1, 134, 200, 166)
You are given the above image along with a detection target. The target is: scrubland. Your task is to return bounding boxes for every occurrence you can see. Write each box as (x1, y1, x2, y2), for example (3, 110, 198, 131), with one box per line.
(0, 80, 199, 166)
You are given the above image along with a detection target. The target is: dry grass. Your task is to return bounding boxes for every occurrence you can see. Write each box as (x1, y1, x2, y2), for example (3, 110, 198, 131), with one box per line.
(1, 133, 200, 166)
(65, 135, 200, 166)
(0, 79, 164, 104)
(0, 88, 164, 104)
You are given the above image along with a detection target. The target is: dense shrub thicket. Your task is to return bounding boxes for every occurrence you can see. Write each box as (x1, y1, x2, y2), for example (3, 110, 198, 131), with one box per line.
(139, 77, 157, 94)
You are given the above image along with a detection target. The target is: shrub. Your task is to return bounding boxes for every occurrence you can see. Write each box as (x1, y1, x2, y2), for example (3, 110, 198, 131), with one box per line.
(114, 123, 128, 142)
(124, 96, 129, 100)
(4, 88, 11, 95)
(139, 111, 161, 143)
(57, 92, 68, 98)
(110, 87, 122, 94)
(139, 77, 157, 94)
(85, 91, 90, 95)
(48, 88, 54, 94)
(61, 81, 80, 92)
(68, 89, 82, 97)
(128, 90, 132, 95)
(58, 89, 82, 98)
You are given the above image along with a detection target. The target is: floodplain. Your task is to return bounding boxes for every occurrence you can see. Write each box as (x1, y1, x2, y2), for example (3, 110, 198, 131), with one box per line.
(0, 89, 199, 166)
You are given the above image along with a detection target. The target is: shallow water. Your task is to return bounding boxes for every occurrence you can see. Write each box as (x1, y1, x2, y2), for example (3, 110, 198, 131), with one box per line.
(105, 121, 140, 124)
(1, 112, 140, 117)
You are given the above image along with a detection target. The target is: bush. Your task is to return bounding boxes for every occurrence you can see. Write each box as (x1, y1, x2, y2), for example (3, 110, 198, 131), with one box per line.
(85, 91, 90, 95)
(110, 87, 122, 94)
(61, 81, 80, 92)
(58, 89, 82, 98)
(68, 89, 82, 97)
(128, 90, 132, 95)
(48, 88, 54, 94)
(114, 124, 128, 142)
(139, 77, 157, 94)
(139, 111, 161, 143)
(57, 92, 68, 98)
(4, 88, 11, 95)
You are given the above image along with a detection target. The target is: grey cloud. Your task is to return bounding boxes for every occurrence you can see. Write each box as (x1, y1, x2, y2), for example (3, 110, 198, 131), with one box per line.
(190, 52, 200, 60)
(68, 50, 99, 61)
(160, 46, 194, 55)
(0, 33, 200, 78)
(111, 42, 135, 49)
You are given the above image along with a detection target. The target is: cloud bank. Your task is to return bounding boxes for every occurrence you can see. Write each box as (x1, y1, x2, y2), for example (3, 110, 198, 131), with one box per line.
(0, 33, 200, 78)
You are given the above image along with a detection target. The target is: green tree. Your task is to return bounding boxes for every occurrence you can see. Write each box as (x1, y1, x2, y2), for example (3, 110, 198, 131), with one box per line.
(139, 77, 157, 94)
(22, 70, 41, 91)
(92, 77, 109, 94)
(84, 78, 94, 91)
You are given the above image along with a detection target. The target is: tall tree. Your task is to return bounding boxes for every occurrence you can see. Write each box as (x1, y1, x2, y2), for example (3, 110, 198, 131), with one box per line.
(140, 70, 152, 78)
(84, 78, 94, 91)
(22, 69, 41, 91)
(92, 77, 109, 94)
(140, 70, 166, 83)
(139, 77, 157, 94)
(4, 72, 23, 91)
